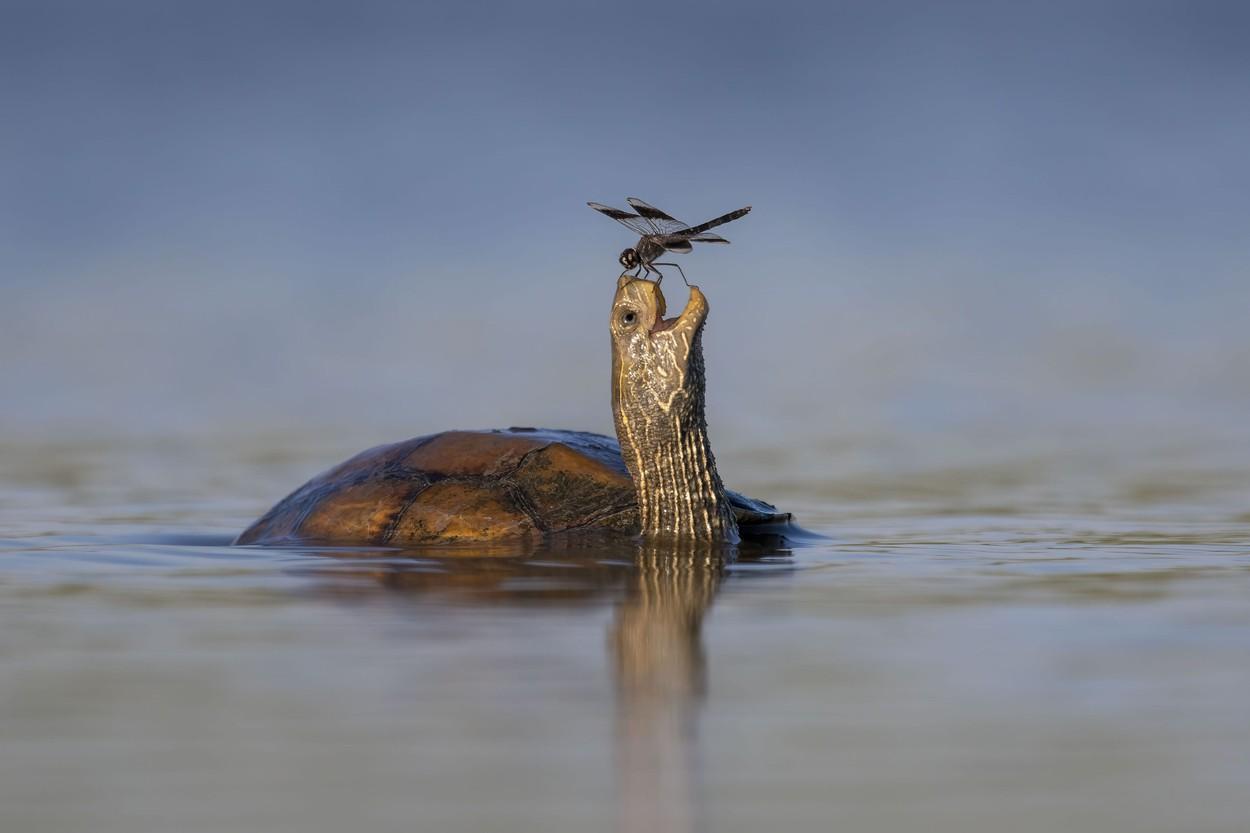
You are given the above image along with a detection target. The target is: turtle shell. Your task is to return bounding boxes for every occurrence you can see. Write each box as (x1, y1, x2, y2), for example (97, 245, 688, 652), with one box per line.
(235, 428, 788, 546)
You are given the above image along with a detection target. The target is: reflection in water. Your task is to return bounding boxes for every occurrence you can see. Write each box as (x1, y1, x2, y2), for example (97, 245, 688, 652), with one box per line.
(612, 544, 726, 833)
(287, 536, 772, 833)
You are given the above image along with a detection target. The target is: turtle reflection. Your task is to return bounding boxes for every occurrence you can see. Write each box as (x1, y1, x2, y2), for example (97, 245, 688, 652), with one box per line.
(613, 543, 725, 833)
(288, 538, 784, 833)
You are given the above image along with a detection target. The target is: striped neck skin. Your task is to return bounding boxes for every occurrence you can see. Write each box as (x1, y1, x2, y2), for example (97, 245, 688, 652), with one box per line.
(609, 275, 739, 543)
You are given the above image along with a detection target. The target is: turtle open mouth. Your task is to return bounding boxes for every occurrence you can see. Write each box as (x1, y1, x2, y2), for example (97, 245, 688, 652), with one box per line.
(651, 314, 680, 335)
(649, 285, 705, 336)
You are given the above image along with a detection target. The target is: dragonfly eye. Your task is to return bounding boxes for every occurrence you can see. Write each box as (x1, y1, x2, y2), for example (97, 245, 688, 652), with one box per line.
(619, 249, 638, 268)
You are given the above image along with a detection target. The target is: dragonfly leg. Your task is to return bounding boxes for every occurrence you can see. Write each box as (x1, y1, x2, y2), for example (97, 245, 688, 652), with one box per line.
(652, 262, 689, 287)
(641, 262, 663, 285)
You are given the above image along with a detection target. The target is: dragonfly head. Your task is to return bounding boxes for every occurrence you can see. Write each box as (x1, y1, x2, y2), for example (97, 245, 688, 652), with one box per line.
(618, 248, 640, 270)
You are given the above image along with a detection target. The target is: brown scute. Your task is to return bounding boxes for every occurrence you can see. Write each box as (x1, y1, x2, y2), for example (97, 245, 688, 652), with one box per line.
(234, 498, 305, 544)
(291, 478, 421, 544)
(512, 442, 637, 532)
(308, 437, 425, 485)
(401, 431, 549, 477)
(390, 481, 537, 543)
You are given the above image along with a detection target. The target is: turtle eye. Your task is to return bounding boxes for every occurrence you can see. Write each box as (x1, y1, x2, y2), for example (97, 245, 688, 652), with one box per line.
(621, 310, 637, 326)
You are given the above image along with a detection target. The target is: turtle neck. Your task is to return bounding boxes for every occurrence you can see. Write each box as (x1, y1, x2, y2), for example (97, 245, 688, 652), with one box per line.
(610, 282, 738, 543)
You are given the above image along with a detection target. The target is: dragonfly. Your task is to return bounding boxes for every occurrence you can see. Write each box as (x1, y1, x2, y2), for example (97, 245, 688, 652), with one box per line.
(587, 197, 751, 285)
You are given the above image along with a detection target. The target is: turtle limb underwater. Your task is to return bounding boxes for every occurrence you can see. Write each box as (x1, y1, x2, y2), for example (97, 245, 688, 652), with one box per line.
(235, 276, 789, 547)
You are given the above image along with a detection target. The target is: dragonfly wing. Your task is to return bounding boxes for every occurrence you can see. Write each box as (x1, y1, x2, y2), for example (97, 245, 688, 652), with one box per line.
(687, 232, 730, 243)
(660, 239, 694, 254)
(588, 202, 658, 237)
(626, 197, 690, 235)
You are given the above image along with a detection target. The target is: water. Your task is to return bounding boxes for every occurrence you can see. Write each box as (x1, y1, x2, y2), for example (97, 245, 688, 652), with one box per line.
(2, 428, 1249, 833)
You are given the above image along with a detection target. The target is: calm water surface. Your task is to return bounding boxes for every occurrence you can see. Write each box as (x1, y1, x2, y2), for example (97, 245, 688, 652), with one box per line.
(2, 429, 1249, 833)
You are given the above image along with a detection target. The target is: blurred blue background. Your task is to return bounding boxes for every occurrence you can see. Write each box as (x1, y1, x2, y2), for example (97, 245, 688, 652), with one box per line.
(3, 0, 1248, 453)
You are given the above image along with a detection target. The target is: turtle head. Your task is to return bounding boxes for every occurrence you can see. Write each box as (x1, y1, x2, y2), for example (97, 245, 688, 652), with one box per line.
(610, 274, 709, 388)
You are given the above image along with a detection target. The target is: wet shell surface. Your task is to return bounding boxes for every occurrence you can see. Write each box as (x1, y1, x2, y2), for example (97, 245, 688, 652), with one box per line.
(236, 428, 785, 546)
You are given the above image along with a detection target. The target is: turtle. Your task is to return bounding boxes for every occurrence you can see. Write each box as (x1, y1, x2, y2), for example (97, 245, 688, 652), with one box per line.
(236, 275, 790, 547)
